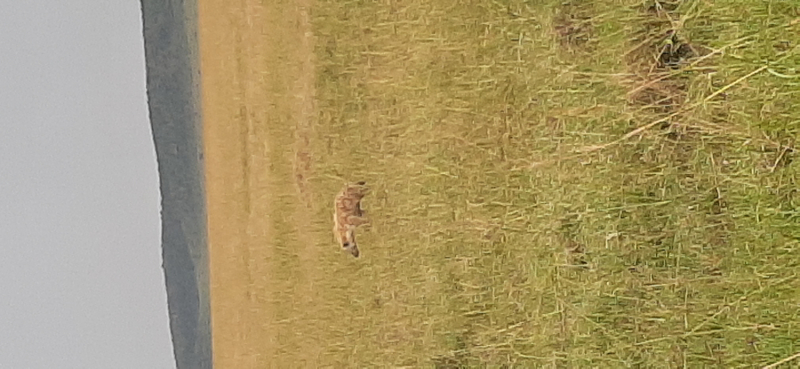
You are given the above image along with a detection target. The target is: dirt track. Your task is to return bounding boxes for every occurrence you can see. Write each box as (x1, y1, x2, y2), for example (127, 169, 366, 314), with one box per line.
(199, 0, 318, 367)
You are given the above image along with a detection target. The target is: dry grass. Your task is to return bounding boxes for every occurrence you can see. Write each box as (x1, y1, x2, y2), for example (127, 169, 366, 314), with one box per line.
(302, 0, 800, 367)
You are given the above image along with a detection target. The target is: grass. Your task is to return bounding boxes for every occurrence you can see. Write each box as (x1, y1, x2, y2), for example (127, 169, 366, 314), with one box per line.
(300, 0, 800, 367)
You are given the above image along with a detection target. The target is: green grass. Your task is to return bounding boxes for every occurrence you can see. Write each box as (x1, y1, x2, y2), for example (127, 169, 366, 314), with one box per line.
(307, 0, 800, 366)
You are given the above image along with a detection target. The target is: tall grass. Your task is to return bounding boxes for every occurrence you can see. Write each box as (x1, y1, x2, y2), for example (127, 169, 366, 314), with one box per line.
(307, 0, 800, 366)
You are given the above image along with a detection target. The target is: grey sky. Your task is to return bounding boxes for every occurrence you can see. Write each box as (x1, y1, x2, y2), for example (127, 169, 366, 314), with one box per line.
(1, 2, 174, 368)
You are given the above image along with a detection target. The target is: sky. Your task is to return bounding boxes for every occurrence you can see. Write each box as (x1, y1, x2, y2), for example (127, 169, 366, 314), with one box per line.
(0, 2, 175, 368)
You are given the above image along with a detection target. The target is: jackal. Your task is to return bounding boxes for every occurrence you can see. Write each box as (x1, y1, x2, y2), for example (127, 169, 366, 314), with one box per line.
(333, 181, 370, 257)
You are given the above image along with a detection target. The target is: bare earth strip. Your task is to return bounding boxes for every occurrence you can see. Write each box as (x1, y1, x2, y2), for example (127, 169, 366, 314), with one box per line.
(199, 0, 319, 367)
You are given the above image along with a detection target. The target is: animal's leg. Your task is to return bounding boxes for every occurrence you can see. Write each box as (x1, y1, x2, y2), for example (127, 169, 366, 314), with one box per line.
(346, 214, 370, 226)
(354, 202, 365, 217)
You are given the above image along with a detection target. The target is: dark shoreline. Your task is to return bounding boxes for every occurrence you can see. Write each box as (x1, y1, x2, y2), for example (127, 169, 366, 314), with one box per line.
(139, 1, 211, 368)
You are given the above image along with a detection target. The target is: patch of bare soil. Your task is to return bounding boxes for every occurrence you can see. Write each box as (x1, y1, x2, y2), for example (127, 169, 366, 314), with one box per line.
(626, 1, 696, 117)
(554, 1, 594, 51)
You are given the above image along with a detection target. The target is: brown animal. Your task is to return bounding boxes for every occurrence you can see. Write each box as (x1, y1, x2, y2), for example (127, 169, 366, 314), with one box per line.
(333, 181, 370, 257)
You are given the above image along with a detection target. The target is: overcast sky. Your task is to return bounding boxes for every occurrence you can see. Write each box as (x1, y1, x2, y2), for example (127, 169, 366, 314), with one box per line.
(0, 2, 175, 368)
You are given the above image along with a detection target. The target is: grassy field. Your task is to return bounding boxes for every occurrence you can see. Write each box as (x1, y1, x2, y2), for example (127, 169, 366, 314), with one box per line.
(202, 0, 799, 367)
(308, 0, 800, 367)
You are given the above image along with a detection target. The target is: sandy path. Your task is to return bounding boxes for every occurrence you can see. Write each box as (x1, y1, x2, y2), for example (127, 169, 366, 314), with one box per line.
(199, 0, 319, 367)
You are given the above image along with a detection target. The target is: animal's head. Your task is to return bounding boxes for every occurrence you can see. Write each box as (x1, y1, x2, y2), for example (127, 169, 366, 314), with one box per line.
(342, 240, 360, 258)
(340, 226, 360, 258)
